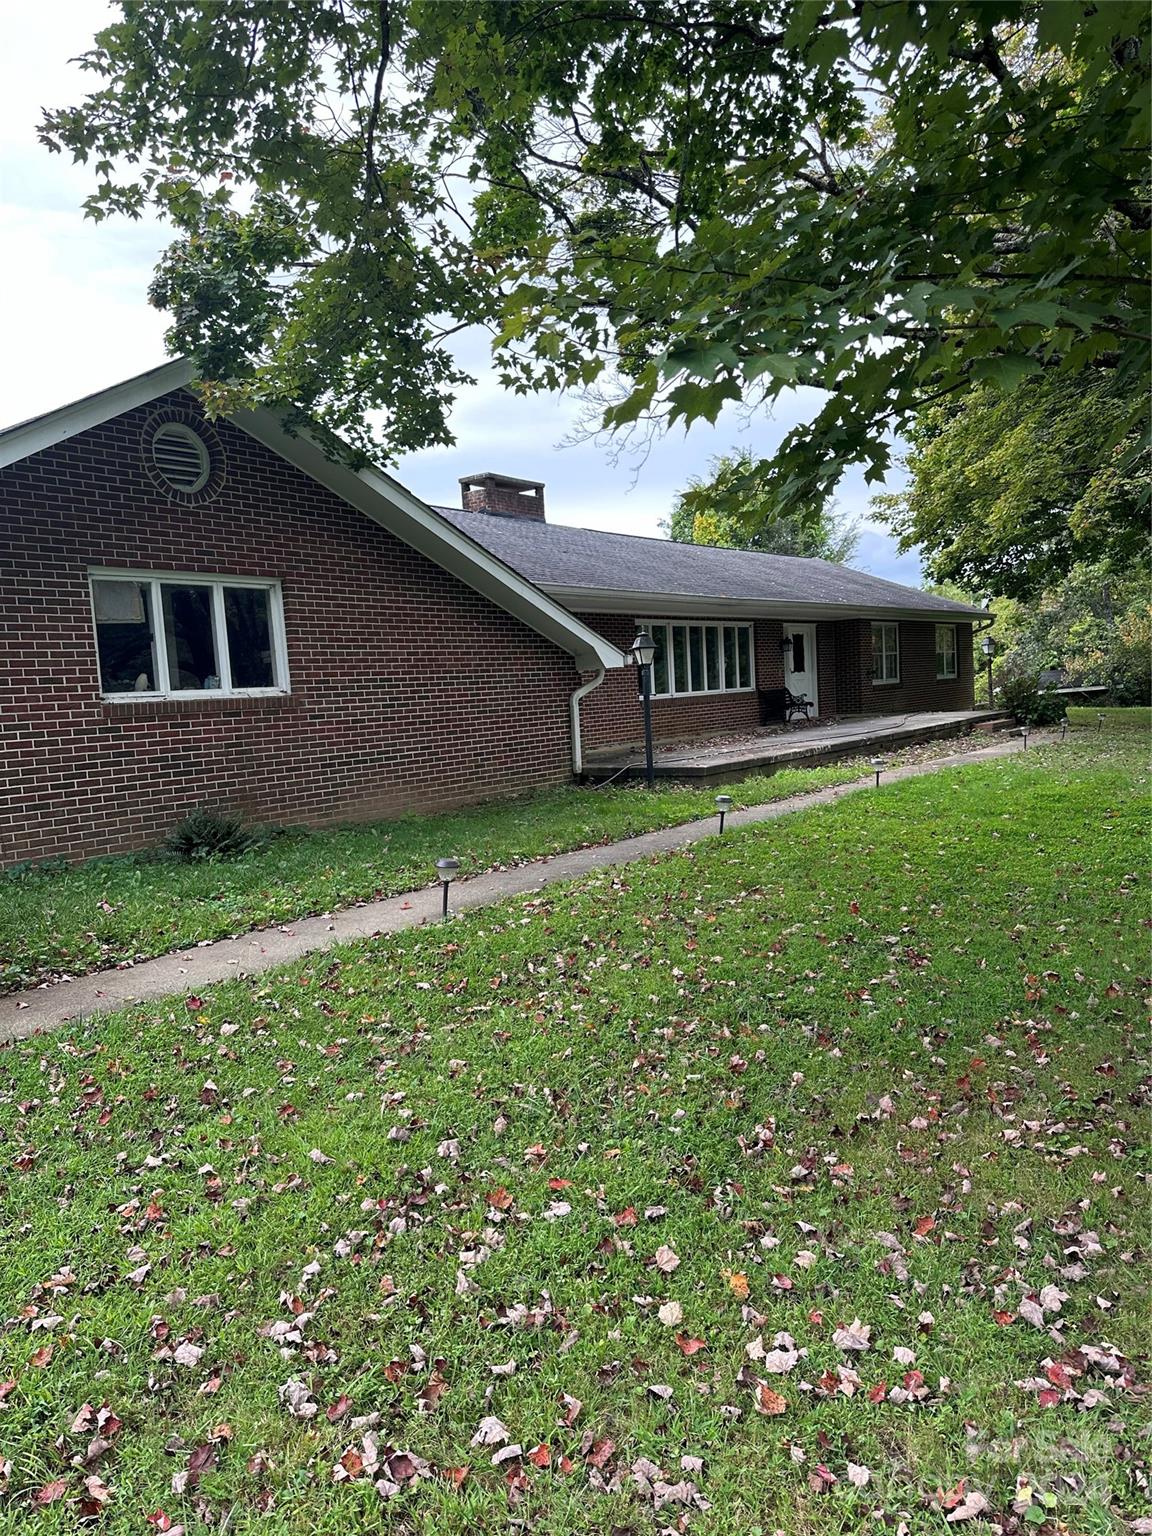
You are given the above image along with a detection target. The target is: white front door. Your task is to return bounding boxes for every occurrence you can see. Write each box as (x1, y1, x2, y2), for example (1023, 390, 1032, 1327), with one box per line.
(784, 623, 818, 714)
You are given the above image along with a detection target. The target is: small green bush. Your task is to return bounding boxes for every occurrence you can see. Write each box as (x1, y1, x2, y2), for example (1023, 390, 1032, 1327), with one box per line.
(162, 806, 261, 863)
(997, 671, 1066, 726)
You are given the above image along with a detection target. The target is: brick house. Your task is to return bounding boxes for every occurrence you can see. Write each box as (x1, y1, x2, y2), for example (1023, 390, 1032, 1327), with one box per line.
(0, 362, 985, 865)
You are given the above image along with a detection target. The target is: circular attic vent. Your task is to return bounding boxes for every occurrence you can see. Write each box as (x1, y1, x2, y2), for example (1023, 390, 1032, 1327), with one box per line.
(151, 422, 211, 493)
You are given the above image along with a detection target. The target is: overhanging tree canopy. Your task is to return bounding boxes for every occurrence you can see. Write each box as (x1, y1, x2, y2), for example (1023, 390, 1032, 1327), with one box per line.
(43, 0, 1151, 514)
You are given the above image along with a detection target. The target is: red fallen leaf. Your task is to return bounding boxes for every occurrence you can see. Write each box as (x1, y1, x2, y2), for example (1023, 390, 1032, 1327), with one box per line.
(0, 1380, 15, 1402)
(754, 1384, 789, 1416)
(527, 1443, 551, 1469)
(326, 1395, 352, 1423)
(486, 1187, 514, 1211)
(276, 1103, 298, 1121)
(914, 1215, 936, 1237)
(184, 995, 204, 1011)
(29, 1345, 54, 1368)
(849, 899, 860, 914)
(675, 1335, 707, 1356)
(993, 1310, 1015, 1326)
(505, 1466, 530, 1501)
(807, 1309, 824, 1326)
(439, 1466, 469, 1486)
(585, 1437, 615, 1468)
(868, 1382, 887, 1403)
(1037, 1387, 1062, 1407)
(384, 1359, 408, 1383)
(339, 1447, 365, 1479)
(547, 1178, 572, 1191)
(146, 1514, 176, 1532)
(558, 1454, 575, 1474)
(613, 1207, 637, 1227)
(1045, 1361, 1075, 1390)
(34, 1479, 69, 1504)
(70, 1403, 96, 1434)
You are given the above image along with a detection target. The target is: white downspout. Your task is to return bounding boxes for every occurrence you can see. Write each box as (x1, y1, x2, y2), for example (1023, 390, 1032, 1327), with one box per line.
(569, 666, 606, 778)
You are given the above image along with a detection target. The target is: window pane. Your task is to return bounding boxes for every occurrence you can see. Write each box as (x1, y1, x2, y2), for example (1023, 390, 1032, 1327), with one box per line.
(93, 580, 157, 692)
(723, 626, 736, 689)
(161, 584, 219, 690)
(688, 627, 704, 693)
(737, 628, 752, 688)
(791, 632, 806, 673)
(704, 626, 720, 690)
(224, 586, 275, 688)
(671, 626, 688, 694)
(651, 624, 669, 695)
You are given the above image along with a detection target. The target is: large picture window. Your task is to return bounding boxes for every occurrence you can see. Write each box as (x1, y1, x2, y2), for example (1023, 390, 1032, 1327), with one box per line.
(90, 571, 288, 698)
(871, 621, 900, 685)
(645, 621, 753, 698)
(935, 624, 958, 680)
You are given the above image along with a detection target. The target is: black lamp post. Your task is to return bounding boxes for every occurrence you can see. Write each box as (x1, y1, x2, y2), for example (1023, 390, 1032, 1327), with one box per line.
(435, 857, 460, 920)
(631, 630, 657, 790)
(980, 633, 996, 707)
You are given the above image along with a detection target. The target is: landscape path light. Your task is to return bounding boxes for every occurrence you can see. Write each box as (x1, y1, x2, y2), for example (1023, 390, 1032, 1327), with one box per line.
(1098, 711, 1105, 730)
(715, 794, 733, 834)
(1060, 716, 1068, 741)
(435, 857, 460, 920)
(869, 756, 885, 788)
(1021, 719, 1029, 750)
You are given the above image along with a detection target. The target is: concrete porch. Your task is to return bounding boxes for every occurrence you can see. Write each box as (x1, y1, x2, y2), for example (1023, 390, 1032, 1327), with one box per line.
(584, 709, 1013, 785)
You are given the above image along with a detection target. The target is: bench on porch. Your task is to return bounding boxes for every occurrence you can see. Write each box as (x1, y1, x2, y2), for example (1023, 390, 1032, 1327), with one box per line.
(759, 687, 815, 725)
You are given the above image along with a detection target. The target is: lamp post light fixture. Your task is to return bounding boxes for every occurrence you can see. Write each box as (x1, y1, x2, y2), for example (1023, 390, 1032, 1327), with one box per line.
(979, 633, 996, 708)
(869, 756, 885, 788)
(1060, 715, 1068, 741)
(630, 630, 657, 790)
(715, 794, 733, 834)
(1098, 711, 1105, 731)
(435, 856, 460, 920)
(1020, 718, 1029, 750)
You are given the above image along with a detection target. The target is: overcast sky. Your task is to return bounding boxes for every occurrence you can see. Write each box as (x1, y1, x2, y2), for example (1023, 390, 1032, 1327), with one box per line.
(1, 0, 919, 585)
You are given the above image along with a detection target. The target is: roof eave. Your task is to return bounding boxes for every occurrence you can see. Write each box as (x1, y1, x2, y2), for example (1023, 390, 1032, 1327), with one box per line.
(0, 359, 195, 470)
(542, 586, 988, 623)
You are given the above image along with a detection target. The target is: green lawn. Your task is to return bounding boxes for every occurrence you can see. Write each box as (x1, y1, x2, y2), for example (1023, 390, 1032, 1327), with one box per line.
(1066, 705, 1151, 734)
(0, 736, 1147, 1534)
(1, 758, 892, 995)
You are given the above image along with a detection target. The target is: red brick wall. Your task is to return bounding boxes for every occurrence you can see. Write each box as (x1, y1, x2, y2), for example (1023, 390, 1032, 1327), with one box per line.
(573, 614, 788, 749)
(0, 393, 580, 865)
(835, 618, 975, 714)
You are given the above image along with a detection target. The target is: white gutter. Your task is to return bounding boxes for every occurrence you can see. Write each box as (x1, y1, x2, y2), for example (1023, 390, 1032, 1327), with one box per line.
(543, 586, 989, 624)
(569, 666, 606, 777)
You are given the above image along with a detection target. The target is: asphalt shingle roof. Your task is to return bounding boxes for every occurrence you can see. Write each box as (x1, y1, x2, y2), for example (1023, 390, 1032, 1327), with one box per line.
(434, 507, 987, 618)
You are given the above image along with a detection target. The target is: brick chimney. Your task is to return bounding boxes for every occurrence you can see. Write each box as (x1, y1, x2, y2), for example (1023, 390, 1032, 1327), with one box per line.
(459, 472, 546, 521)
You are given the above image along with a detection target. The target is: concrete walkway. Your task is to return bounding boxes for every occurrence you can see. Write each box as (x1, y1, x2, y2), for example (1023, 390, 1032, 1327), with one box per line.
(0, 736, 1034, 1044)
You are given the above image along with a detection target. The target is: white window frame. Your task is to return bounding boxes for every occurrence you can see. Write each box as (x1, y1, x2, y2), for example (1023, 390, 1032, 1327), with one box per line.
(642, 620, 755, 699)
(935, 623, 958, 680)
(88, 568, 290, 700)
(871, 621, 901, 685)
